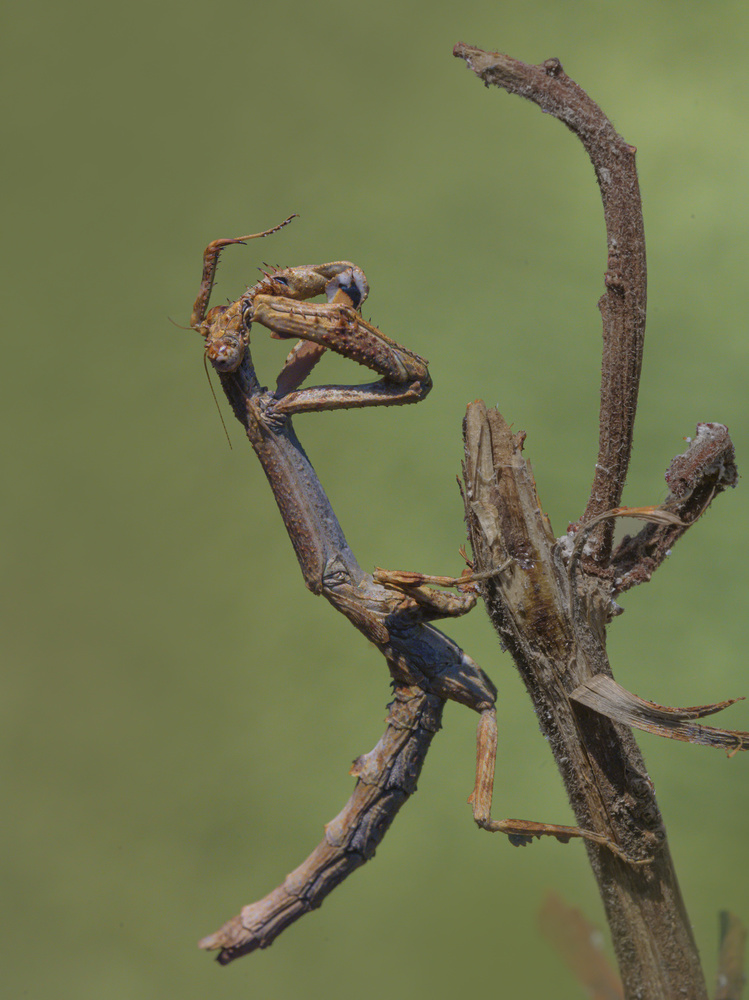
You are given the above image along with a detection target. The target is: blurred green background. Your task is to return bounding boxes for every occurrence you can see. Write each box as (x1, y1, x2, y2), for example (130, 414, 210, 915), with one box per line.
(4, 1, 748, 996)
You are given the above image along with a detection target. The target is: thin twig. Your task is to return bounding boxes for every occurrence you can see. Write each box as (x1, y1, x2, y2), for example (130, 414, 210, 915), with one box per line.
(454, 44, 646, 563)
(608, 422, 738, 593)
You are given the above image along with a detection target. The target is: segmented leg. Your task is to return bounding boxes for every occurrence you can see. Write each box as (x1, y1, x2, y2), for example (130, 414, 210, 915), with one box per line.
(274, 267, 369, 397)
(191, 216, 297, 328)
(373, 565, 637, 861)
(373, 562, 516, 619)
(253, 295, 432, 413)
(469, 709, 636, 859)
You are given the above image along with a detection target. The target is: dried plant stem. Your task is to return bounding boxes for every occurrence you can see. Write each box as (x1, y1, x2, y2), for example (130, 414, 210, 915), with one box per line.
(462, 403, 705, 1000)
(454, 45, 741, 999)
(454, 43, 646, 562)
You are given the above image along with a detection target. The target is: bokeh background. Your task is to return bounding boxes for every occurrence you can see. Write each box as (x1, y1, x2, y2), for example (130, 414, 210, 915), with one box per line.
(4, 1, 748, 997)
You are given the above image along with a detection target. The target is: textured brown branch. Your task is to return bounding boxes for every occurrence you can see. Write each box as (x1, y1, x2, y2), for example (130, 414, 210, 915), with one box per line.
(454, 45, 743, 1000)
(609, 422, 738, 593)
(462, 403, 707, 999)
(454, 43, 646, 562)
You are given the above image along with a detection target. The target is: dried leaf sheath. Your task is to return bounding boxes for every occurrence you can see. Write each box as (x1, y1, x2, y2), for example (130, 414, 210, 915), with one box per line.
(571, 675, 748, 753)
(200, 686, 443, 963)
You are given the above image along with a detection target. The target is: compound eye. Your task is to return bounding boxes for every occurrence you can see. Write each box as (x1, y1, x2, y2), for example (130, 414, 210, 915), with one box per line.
(340, 280, 362, 309)
(325, 268, 368, 309)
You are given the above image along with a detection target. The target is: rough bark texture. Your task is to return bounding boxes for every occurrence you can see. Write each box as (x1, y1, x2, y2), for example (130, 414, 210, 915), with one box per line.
(462, 404, 705, 999)
(454, 44, 743, 1000)
(454, 43, 646, 563)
